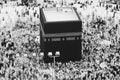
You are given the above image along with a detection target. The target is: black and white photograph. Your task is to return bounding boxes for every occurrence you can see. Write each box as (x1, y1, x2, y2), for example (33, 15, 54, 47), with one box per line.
(0, 0, 120, 80)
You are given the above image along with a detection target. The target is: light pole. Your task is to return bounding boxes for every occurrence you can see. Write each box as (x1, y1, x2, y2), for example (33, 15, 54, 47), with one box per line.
(48, 51, 60, 80)
(48, 51, 60, 68)
(39, 52, 44, 63)
(39, 51, 60, 80)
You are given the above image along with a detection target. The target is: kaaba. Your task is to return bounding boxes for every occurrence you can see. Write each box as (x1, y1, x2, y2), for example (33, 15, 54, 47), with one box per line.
(40, 7, 82, 62)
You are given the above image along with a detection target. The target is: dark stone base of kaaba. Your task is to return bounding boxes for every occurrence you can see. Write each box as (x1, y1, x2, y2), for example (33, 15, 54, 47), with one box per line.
(41, 39, 82, 63)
